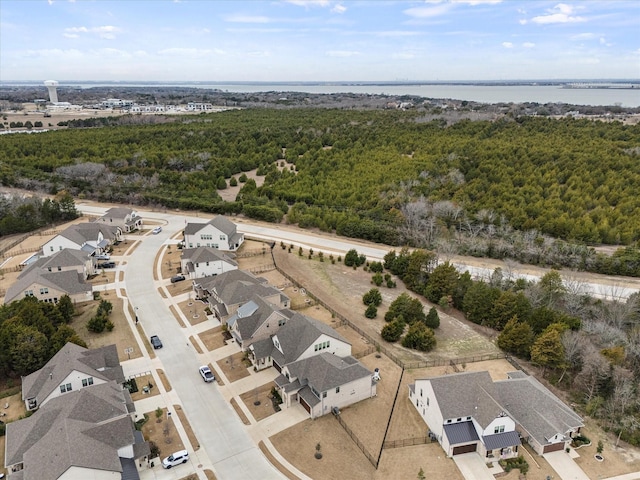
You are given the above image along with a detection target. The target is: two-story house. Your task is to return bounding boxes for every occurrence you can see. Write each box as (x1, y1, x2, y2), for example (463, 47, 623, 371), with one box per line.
(95, 207, 143, 233)
(183, 216, 244, 251)
(192, 269, 289, 322)
(180, 246, 238, 279)
(21, 342, 125, 411)
(42, 223, 122, 257)
(226, 295, 294, 350)
(4, 249, 96, 305)
(409, 370, 583, 459)
(275, 352, 376, 418)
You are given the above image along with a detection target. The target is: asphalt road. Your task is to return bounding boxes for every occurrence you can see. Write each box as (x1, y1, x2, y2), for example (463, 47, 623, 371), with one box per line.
(123, 215, 283, 480)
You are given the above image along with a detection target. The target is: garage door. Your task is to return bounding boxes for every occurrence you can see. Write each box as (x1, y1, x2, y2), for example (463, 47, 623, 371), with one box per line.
(452, 443, 477, 455)
(543, 442, 565, 453)
(300, 397, 311, 414)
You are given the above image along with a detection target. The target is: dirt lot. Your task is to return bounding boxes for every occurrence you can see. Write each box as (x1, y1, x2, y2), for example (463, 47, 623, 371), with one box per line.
(141, 407, 185, 465)
(178, 298, 208, 326)
(199, 326, 226, 351)
(216, 351, 251, 383)
(239, 383, 280, 422)
(69, 296, 141, 362)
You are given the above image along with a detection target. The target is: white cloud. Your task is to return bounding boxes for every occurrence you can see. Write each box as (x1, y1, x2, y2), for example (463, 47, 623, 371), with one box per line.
(502, 42, 513, 48)
(285, 0, 330, 7)
(403, 4, 452, 19)
(451, 0, 502, 5)
(531, 3, 586, 24)
(225, 15, 270, 23)
(331, 4, 346, 14)
(570, 32, 596, 40)
(63, 25, 120, 39)
(522, 42, 535, 48)
(326, 50, 359, 57)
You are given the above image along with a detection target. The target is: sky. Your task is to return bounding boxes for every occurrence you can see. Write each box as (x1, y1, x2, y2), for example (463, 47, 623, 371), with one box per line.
(1, 0, 639, 82)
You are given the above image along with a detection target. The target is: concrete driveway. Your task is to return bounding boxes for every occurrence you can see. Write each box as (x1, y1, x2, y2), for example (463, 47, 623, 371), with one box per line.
(452, 453, 496, 480)
(544, 451, 590, 480)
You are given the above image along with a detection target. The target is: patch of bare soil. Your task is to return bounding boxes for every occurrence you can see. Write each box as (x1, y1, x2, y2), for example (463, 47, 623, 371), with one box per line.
(129, 373, 160, 402)
(199, 326, 226, 351)
(157, 369, 171, 392)
(270, 414, 377, 480)
(376, 444, 463, 480)
(239, 383, 280, 422)
(178, 298, 208, 326)
(216, 352, 251, 383)
(70, 297, 141, 362)
(230, 398, 251, 425)
(173, 404, 200, 451)
(141, 408, 185, 464)
(258, 441, 298, 480)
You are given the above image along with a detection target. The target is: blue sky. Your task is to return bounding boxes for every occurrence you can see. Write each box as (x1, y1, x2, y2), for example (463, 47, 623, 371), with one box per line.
(1, 0, 638, 82)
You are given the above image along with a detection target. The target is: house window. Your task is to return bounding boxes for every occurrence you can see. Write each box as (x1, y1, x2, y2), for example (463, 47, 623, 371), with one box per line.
(322, 391, 327, 398)
(427, 397, 429, 406)
(420, 389, 422, 397)
(447, 419, 452, 423)
(466, 416, 471, 420)
(25, 290, 34, 297)
(494, 425, 505, 434)
(278, 319, 286, 327)
(60, 383, 72, 393)
(457, 418, 462, 422)
(82, 377, 94, 387)
(48, 267, 52, 272)
(336, 386, 340, 394)
(40, 288, 49, 294)
(57, 266, 61, 271)
(220, 235, 226, 240)
(206, 262, 209, 266)
(50, 246, 54, 252)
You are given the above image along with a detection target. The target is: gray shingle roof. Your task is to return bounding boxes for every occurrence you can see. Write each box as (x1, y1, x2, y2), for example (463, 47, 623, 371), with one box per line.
(184, 215, 237, 236)
(22, 343, 124, 406)
(495, 376, 583, 445)
(181, 246, 238, 265)
(418, 370, 583, 449)
(285, 352, 371, 393)
(444, 421, 479, 445)
(273, 313, 350, 365)
(6, 381, 141, 480)
(59, 222, 120, 245)
(5, 269, 91, 304)
(18, 249, 91, 279)
(425, 371, 503, 428)
(232, 296, 291, 343)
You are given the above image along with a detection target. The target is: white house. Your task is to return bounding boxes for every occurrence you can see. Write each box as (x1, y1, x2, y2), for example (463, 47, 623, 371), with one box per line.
(275, 353, 376, 418)
(95, 207, 143, 233)
(180, 246, 238, 279)
(21, 342, 125, 411)
(409, 370, 583, 459)
(42, 223, 122, 257)
(249, 312, 351, 372)
(6, 380, 149, 480)
(183, 216, 244, 252)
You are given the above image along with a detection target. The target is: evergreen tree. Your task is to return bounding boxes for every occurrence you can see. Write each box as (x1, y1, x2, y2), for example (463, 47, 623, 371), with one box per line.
(424, 307, 440, 329)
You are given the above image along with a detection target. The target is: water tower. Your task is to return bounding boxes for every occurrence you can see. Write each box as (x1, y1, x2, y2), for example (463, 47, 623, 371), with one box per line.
(44, 80, 59, 103)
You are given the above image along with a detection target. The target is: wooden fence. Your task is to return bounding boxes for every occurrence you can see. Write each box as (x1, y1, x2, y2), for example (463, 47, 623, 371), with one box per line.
(383, 437, 431, 449)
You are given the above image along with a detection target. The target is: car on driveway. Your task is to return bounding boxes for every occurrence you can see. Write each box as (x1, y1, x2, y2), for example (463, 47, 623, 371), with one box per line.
(152, 226, 162, 234)
(199, 365, 215, 383)
(150, 335, 163, 349)
(98, 261, 116, 268)
(95, 253, 110, 260)
(162, 449, 189, 469)
(170, 275, 186, 283)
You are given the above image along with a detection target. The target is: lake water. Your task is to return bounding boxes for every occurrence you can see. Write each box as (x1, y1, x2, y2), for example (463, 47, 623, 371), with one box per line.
(4, 81, 640, 107)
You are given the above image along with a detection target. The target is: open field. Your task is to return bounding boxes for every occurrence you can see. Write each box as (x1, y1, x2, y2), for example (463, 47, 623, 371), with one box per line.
(70, 296, 141, 362)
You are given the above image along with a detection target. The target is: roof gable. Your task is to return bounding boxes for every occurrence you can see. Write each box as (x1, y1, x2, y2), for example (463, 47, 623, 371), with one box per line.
(285, 353, 371, 392)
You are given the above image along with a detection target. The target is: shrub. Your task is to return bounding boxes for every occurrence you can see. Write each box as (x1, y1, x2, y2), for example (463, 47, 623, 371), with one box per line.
(344, 249, 359, 267)
(363, 288, 382, 307)
(381, 319, 404, 342)
(369, 261, 384, 273)
(425, 307, 440, 329)
(87, 313, 108, 333)
(365, 304, 377, 318)
(149, 440, 160, 458)
(499, 456, 529, 475)
(401, 323, 436, 352)
(372, 272, 383, 286)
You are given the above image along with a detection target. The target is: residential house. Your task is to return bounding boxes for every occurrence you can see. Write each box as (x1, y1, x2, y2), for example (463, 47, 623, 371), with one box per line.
(21, 342, 125, 411)
(183, 216, 244, 252)
(180, 246, 238, 279)
(226, 295, 294, 350)
(409, 370, 583, 459)
(275, 352, 376, 418)
(95, 207, 143, 233)
(19, 248, 96, 280)
(193, 269, 289, 322)
(4, 268, 93, 305)
(42, 223, 122, 257)
(249, 312, 351, 372)
(5, 381, 149, 480)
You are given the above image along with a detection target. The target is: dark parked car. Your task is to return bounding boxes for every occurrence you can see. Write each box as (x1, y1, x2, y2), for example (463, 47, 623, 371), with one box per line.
(99, 261, 116, 269)
(150, 335, 163, 349)
(170, 275, 186, 283)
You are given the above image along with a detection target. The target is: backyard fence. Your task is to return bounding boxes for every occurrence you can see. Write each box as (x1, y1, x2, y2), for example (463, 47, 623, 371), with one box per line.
(333, 413, 379, 469)
(383, 436, 431, 449)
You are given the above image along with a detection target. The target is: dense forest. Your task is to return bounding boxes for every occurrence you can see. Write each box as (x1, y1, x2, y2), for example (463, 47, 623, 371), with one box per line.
(0, 192, 79, 236)
(378, 247, 640, 446)
(1, 108, 639, 265)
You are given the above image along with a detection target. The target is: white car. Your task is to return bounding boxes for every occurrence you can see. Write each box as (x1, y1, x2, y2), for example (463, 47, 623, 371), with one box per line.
(162, 449, 189, 469)
(95, 253, 110, 260)
(199, 365, 215, 383)
(152, 226, 162, 234)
